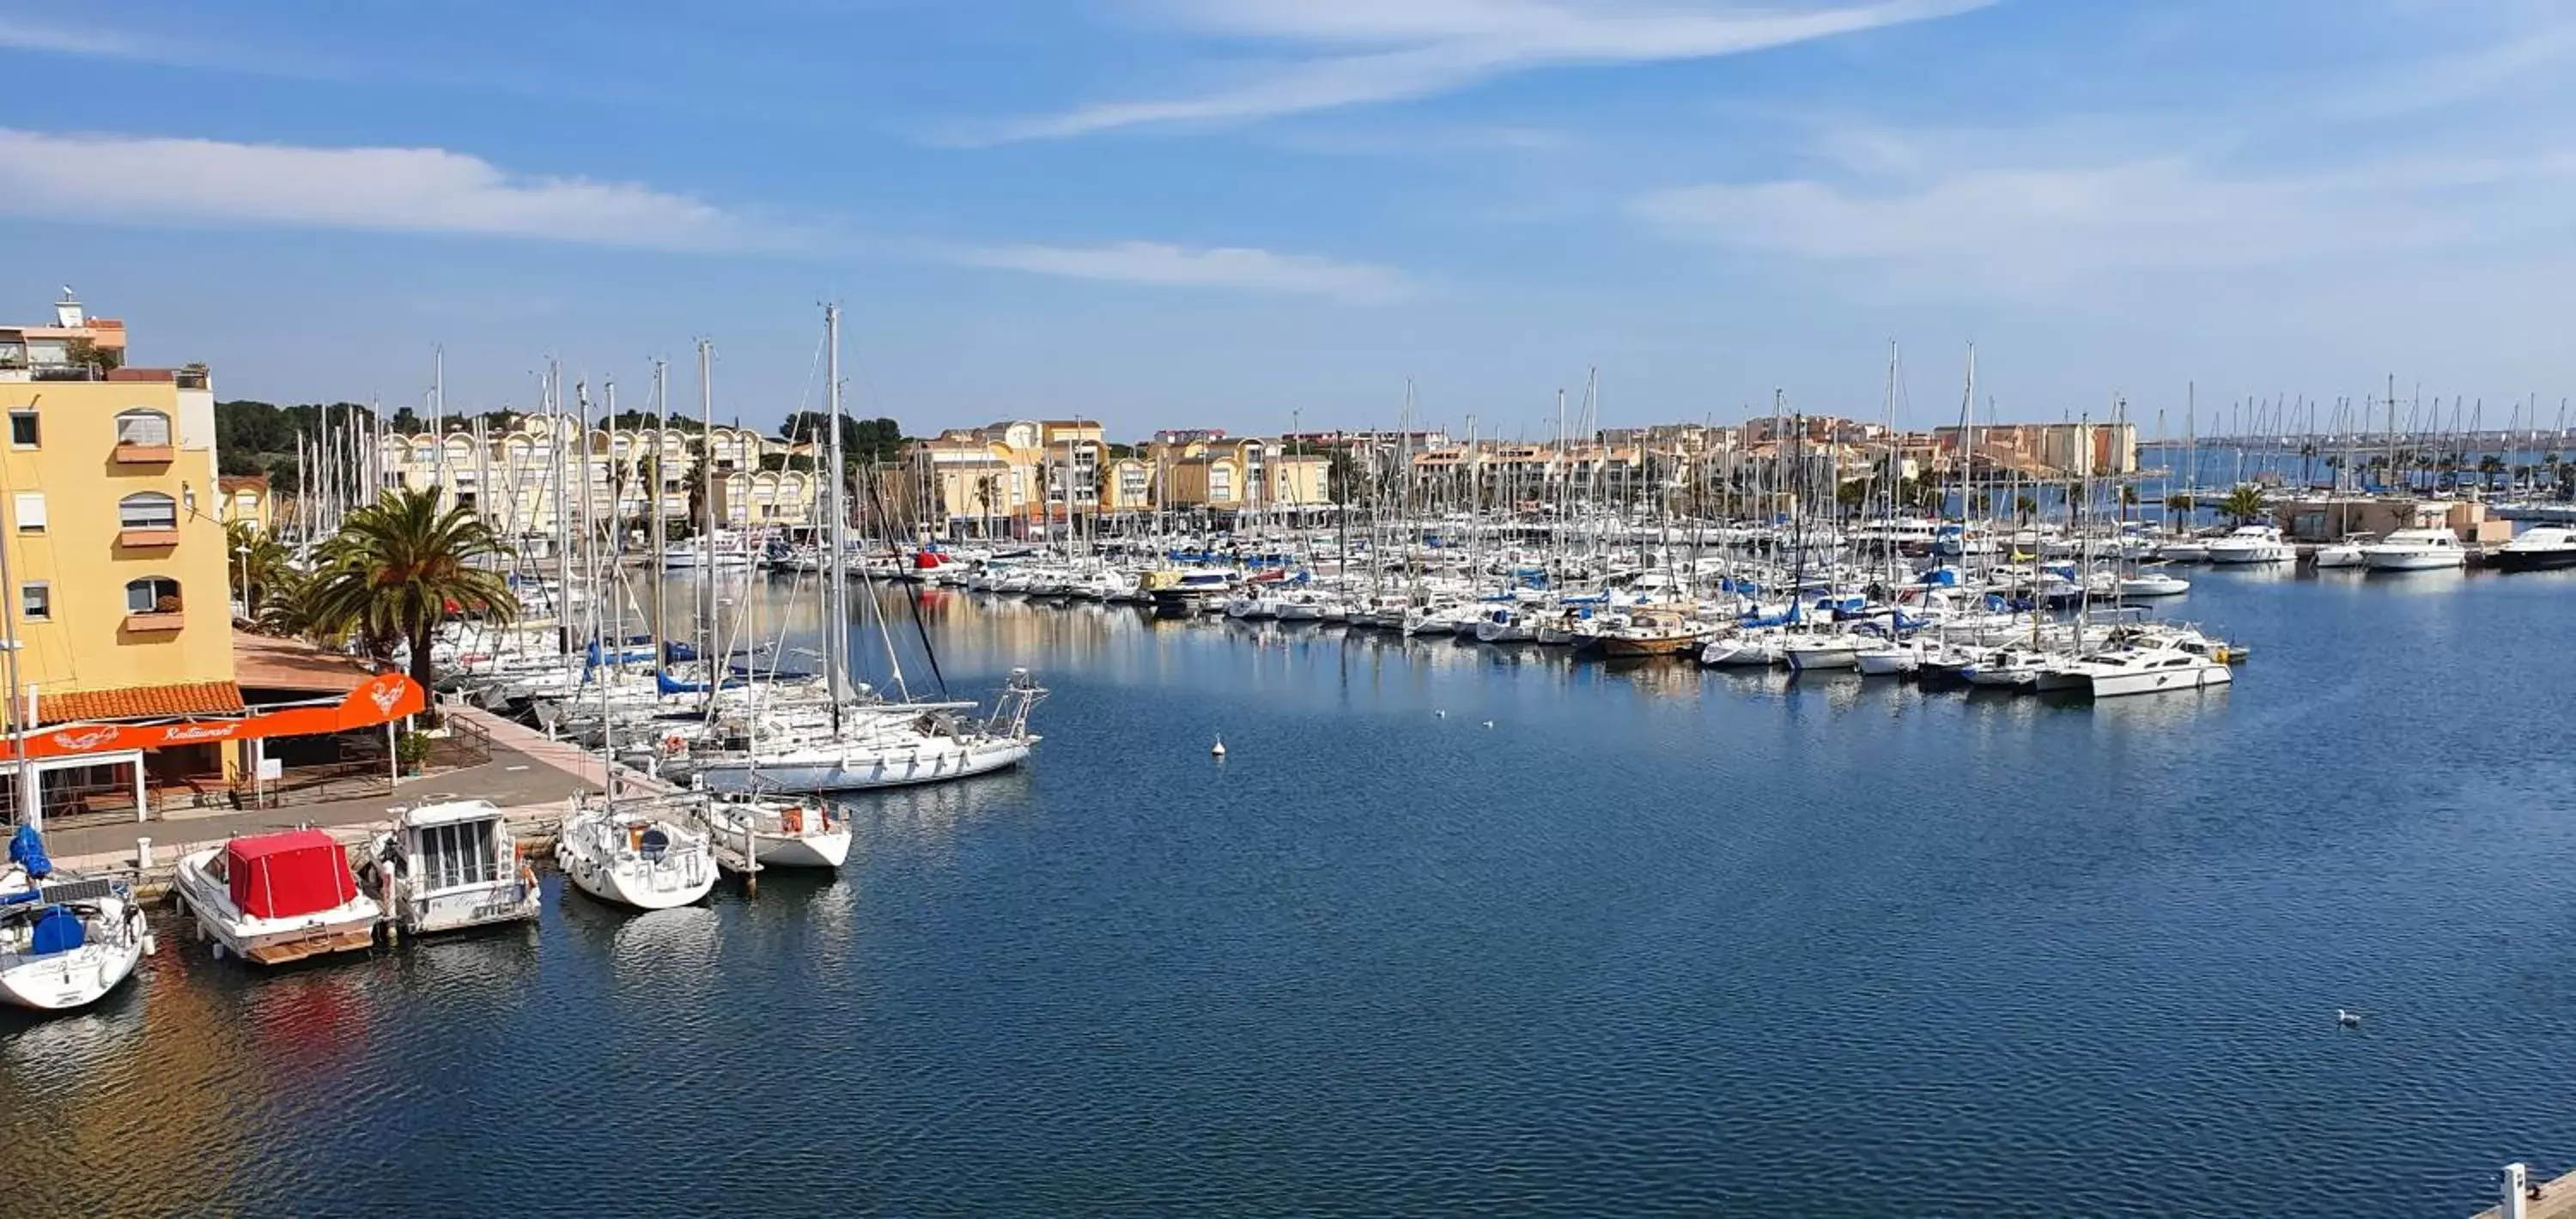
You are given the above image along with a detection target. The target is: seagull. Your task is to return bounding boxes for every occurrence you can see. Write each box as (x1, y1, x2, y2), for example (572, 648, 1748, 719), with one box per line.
(1481, 719, 1496, 729)
(1435, 710, 1447, 719)
(2336, 1009, 2360, 1028)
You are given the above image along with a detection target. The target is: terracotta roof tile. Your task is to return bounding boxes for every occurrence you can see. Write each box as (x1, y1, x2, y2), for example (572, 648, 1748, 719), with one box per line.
(39, 681, 246, 724)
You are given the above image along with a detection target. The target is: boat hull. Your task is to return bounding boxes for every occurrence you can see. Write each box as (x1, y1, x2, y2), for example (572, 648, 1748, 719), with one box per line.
(2087, 664, 2233, 698)
(696, 739, 1033, 794)
(174, 854, 380, 966)
(0, 923, 146, 1011)
(1599, 635, 1698, 658)
(2495, 549, 2576, 572)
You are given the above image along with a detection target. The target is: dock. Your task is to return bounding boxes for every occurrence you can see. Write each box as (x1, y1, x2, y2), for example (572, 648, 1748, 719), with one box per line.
(39, 702, 647, 897)
(2472, 1164, 2576, 1218)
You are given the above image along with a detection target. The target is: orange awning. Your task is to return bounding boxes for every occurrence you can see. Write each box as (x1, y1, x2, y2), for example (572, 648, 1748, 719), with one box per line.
(6, 674, 426, 761)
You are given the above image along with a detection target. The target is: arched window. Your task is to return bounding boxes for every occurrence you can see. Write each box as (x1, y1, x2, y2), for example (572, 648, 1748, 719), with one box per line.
(125, 576, 181, 614)
(118, 492, 178, 530)
(115, 408, 171, 446)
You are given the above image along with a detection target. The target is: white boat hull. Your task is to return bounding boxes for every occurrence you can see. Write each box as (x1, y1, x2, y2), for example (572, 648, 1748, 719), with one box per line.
(174, 853, 382, 966)
(562, 849, 716, 910)
(696, 738, 1033, 794)
(2363, 551, 2465, 571)
(0, 885, 149, 1011)
(1784, 643, 1859, 671)
(2088, 663, 2233, 697)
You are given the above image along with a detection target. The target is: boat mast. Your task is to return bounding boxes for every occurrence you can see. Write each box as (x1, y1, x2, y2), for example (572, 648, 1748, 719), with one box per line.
(650, 357, 668, 668)
(699, 340, 718, 705)
(823, 305, 853, 731)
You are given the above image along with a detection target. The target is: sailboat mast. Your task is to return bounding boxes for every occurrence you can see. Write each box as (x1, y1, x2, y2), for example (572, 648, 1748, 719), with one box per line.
(823, 305, 851, 731)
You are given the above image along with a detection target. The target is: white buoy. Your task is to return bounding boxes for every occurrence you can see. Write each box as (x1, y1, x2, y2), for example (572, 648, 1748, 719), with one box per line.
(1482, 719, 1496, 729)
(1211, 737, 1227, 757)
(2336, 1009, 2360, 1028)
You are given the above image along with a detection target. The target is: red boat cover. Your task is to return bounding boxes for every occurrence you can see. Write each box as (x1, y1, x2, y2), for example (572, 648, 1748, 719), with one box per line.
(225, 829, 358, 919)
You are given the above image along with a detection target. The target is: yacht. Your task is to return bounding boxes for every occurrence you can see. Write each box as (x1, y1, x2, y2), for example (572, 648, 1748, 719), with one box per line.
(690, 672, 1046, 795)
(2360, 527, 2468, 571)
(174, 829, 383, 965)
(2496, 525, 2576, 572)
(2117, 567, 2191, 597)
(2049, 641, 2235, 698)
(2312, 534, 2372, 569)
(556, 792, 720, 910)
(2204, 525, 2294, 565)
(361, 798, 542, 937)
(0, 827, 152, 1011)
(2157, 536, 2210, 562)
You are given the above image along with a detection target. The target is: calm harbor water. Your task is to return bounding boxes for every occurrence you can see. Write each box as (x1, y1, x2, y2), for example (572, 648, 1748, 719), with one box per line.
(9, 567, 2576, 1216)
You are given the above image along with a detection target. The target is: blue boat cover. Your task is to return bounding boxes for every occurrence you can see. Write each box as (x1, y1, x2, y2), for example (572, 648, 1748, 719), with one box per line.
(8, 824, 51, 880)
(28, 905, 83, 954)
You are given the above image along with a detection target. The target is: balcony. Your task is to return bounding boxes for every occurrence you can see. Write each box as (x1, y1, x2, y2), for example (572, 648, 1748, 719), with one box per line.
(118, 527, 180, 549)
(123, 610, 185, 634)
(113, 440, 175, 465)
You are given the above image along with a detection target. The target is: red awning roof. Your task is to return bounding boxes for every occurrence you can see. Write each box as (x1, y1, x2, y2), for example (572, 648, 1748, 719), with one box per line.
(38, 681, 246, 724)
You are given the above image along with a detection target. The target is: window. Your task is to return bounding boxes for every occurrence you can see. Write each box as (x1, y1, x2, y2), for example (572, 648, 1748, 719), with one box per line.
(118, 493, 179, 530)
(113, 409, 169, 446)
(125, 577, 180, 614)
(20, 582, 48, 622)
(1210, 468, 1234, 501)
(8, 410, 36, 447)
(12, 492, 43, 533)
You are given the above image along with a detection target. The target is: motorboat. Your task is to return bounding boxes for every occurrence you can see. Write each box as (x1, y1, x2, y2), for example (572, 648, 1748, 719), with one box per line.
(2360, 527, 2468, 571)
(556, 792, 720, 910)
(0, 827, 152, 1011)
(2157, 537, 2210, 562)
(698, 795, 852, 870)
(174, 829, 383, 965)
(2204, 525, 2294, 565)
(2045, 642, 2235, 698)
(2117, 567, 2191, 597)
(2496, 525, 2576, 572)
(2312, 534, 2372, 568)
(361, 798, 541, 937)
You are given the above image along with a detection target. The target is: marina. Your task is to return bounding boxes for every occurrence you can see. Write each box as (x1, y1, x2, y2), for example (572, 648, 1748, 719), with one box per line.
(9, 563, 2576, 1216)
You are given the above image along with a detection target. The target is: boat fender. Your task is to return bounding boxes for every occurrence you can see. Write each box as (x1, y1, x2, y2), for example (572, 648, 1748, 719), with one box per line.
(663, 734, 687, 757)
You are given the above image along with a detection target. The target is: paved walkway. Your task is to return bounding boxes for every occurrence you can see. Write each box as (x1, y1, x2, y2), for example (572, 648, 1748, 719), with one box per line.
(44, 705, 629, 874)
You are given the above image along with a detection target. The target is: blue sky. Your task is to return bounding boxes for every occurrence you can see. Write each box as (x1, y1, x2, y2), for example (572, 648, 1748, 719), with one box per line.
(3, 0, 2571, 439)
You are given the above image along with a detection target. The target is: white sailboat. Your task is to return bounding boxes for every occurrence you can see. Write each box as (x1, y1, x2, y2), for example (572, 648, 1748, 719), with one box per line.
(557, 792, 720, 910)
(1, 827, 151, 1011)
(697, 796, 852, 869)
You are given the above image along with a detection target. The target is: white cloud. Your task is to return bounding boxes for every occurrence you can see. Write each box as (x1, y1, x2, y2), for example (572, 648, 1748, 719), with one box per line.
(957, 240, 1409, 301)
(0, 15, 157, 58)
(1634, 138, 2576, 297)
(982, 0, 1991, 141)
(0, 129, 776, 252)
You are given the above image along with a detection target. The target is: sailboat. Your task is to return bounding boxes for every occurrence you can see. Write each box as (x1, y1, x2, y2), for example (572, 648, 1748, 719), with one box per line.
(551, 377, 720, 912)
(0, 826, 151, 1010)
(690, 304, 1047, 796)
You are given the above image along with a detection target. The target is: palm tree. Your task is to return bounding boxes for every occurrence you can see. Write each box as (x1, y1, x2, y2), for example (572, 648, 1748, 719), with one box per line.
(2219, 484, 2267, 525)
(303, 488, 519, 694)
(2165, 491, 2197, 522)
(225, 521, 293, 620)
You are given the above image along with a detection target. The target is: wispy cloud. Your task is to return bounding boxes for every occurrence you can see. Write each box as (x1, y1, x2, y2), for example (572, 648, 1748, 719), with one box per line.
(0, 11, 174, 58)
(1634, 136, 2576, 297)
(0, 129, 782, 252)
(957, 240, 1410, 301)
(978, 0, 1992, 142)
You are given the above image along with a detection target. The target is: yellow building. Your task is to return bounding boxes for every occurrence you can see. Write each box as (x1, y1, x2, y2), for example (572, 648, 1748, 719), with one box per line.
(217, 474, 273, 532)
(1149, 436, 1332, 517)
(1, 292, 243, 810)
(896, 418, 1117, 536)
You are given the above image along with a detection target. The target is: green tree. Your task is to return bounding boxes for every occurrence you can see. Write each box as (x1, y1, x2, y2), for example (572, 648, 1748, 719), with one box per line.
(2219, 484, 2267, 525)
(778, 413, 906, 466)
(1834, 477, 1869, 519)
(2013, 494, 2038, 523)
(2165, 492, 2197, 518)
(225, 521, 293, 619)
(301, 488, 519, 693)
